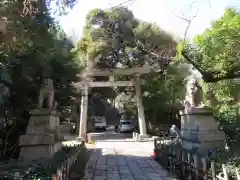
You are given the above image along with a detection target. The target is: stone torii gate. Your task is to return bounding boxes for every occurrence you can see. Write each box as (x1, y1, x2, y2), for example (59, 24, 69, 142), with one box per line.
(74, 66, 155, 141)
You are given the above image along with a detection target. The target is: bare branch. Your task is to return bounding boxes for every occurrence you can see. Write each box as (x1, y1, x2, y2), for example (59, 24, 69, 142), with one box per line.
(182, 9, 198, 42)
(189, 0, 198, 8)
(207, 0, 212, 8)
(172, 14, 191, 22)
(172, 0, 199, 42)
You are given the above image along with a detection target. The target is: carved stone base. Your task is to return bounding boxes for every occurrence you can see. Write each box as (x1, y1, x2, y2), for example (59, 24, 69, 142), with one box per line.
(19, 133, 55, 145)
(26, 109, 60, 133)
(181, 139, 225, 152)
(179, 107, 226, 153)
(180, 130, 226, 152)
(18, 143, 62, 161)
(18, 108, 63, 161)
(181, 130, 225, 142)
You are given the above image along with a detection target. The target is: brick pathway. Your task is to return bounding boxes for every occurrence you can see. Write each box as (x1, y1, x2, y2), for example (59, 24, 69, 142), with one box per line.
(82, 140, 176, 180)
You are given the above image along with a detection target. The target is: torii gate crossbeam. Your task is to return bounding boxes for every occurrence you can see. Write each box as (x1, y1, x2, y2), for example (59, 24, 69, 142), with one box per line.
(75, 66, 152, 141)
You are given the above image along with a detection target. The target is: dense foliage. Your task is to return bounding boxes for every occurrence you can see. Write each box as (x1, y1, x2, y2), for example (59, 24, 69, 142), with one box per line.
(76, 7, 186, 124)
(0, 1, 80, 159)
(1, 0, 240, 175)
(193, 8, 240, 144)
(76, 6, 240, 172)
(0, 144, 87, 179)
(177, 8, 240, 174)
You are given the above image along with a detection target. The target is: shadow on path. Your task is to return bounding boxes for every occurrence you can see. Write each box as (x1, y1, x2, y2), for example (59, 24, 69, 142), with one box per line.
(82, 148, 176, 180)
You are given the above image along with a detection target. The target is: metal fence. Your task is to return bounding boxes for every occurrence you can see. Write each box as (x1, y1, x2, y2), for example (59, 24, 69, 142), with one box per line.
(0, 142, 87, 180)
(154, 138, 240, 180)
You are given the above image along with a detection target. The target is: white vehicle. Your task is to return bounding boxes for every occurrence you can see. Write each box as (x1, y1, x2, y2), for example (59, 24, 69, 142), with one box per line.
(94, 116, 107, 131)
(118, 119, 135, 133)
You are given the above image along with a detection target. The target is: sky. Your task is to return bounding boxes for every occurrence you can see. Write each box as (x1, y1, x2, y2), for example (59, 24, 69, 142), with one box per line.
(58, 0, 240, 43)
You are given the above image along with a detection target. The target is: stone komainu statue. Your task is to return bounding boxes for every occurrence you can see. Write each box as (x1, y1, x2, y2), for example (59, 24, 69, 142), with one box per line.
(185, 79, 203, 107)
(38, 78, 56, 109)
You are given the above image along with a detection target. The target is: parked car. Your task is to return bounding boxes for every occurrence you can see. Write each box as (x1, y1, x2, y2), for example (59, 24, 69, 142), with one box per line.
(94, 116, 107, 131)
(117, 119, 136, 133)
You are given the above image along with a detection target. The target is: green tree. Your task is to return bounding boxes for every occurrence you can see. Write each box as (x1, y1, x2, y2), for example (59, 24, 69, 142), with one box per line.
(76, 7, 176, 69)
(181, 8, 240, 83)
(76, 7, 186, 126)
(188, 8, 240, 143)
(0, 1, 80, 158)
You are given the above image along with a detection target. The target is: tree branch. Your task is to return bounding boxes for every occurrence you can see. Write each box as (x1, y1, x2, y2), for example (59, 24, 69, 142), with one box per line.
(172, 0, 199, 42)
(181, 49, 240, 82)
(181, 49, 205, 75)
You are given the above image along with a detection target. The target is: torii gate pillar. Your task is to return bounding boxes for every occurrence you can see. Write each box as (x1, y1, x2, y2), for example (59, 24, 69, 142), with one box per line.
(134, 75, 148, 138)
(77, 84, 88, 141)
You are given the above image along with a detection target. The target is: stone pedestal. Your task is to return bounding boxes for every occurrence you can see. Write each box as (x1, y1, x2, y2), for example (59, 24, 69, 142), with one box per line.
(179, 106, 226, 153)
(19, 109, 63, 161)
(138, 134, 150, 139)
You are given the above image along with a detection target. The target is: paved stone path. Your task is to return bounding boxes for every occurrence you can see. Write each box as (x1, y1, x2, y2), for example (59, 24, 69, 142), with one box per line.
(82, 140, 176, 180)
